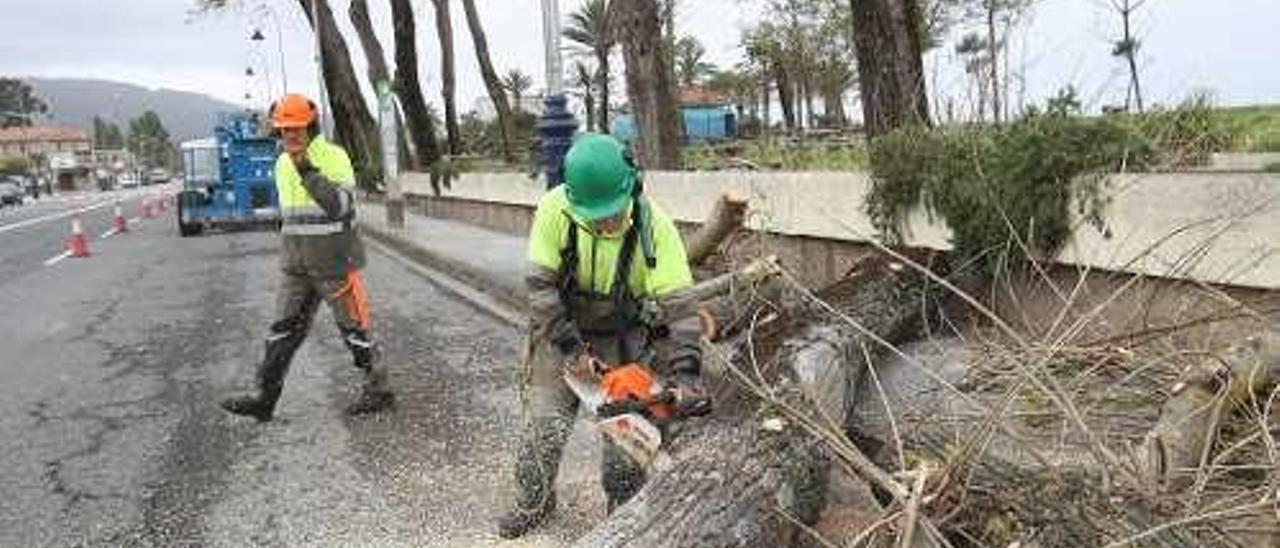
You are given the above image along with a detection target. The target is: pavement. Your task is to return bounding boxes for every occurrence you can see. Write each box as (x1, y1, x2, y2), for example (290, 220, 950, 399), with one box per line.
(357, 200, 529, 315)
(0, 193, 603, 547)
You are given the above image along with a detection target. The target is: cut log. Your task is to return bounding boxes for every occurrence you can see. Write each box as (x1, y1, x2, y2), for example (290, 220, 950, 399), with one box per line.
(572, 252, 943, 548)
(1140, 329, 1280, 492)
(685, 193, 749, 267)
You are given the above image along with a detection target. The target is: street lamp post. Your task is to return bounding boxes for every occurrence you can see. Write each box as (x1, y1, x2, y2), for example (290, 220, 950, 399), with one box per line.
(537, 0, 578, 189)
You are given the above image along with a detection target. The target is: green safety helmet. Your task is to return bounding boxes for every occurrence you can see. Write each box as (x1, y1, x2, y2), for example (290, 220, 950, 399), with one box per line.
(563, 133, 635, 221)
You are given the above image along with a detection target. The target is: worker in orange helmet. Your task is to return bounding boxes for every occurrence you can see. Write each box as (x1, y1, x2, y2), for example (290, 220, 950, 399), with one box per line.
(221, 93, 394, 421)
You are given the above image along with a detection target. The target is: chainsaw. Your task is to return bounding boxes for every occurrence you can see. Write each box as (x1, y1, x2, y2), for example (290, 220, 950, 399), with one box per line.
(563, 351, 707, 469)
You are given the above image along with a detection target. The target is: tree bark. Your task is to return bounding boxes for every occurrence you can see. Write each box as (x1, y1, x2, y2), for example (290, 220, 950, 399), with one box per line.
(1121, 2, 1144, 113)
(776, 65, 796, 131)
(431, 0, 462, 155)
(986, 1, 1001, 123)
(685, 194, 748, 267)
(597, 51, 612, 133)
(297, 0, 380, 186)
(573, 253, 941, 548)
(849, 0, 931, 139)
(610, 0, 683, 169)
(390, 0, 440, 169)
(348, 0, 391, 87)
(459, 0, 516, 163)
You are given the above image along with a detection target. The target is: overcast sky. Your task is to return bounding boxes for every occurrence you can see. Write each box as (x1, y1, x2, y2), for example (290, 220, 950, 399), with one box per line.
(1, 0, 1277, 120)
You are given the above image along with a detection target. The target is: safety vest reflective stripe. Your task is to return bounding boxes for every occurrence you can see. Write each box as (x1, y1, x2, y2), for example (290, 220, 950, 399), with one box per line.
(281, 221, 347, 235)
(282, 205, 328, 219)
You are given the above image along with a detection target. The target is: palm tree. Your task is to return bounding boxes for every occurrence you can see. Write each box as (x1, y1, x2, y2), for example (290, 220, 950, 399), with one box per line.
(460, 0, 516, 162)
(298, 0, 380, 184)
(390, 0, 440, 167)
(502, 69, 534, 114)
(563, 0, 613, 133)
(609, 0, 681, 168)
(430, 0, 462, 155)
(571, 61, 597, 131)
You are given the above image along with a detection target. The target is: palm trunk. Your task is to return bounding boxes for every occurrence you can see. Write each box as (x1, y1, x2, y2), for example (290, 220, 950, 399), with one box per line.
(597, 50, 611, 133)
(986, 2, 1001, 123)
(298, 0, 380, 187)
(388, 0, 440, 169)
(775, 66, 796, 131)
(1122, 4, 1144, 113)
(348, 0, 391, 86)
(459, 0, 516, 163)
(431, 0, 462, 155)
(611, 0, 682, 169)
(584, 89, 597, 133)
(348, 0, 414, 166)
(849, 0, 931, 139)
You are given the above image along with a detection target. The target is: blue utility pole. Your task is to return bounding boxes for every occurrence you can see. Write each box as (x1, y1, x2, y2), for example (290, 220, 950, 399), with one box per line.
(537, 0, 578, 189)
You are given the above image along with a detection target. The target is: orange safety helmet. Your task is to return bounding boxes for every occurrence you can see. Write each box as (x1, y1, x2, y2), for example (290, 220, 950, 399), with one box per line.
(269, 93, 317, 129)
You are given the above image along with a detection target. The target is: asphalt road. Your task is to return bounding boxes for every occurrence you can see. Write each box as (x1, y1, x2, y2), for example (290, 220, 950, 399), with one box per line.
(0, 199, 603, 547)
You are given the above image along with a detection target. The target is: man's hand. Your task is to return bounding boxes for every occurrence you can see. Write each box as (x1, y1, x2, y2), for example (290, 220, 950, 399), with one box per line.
(290, 150, 316, 174)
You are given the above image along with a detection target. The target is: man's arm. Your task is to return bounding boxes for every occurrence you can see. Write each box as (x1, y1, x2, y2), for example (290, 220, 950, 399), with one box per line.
(527, 194, 584, 358)
(293, 151, 355, 221)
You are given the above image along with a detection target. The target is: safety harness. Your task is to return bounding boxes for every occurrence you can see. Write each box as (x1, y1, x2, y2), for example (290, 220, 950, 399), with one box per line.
(557, 188, 658, 351)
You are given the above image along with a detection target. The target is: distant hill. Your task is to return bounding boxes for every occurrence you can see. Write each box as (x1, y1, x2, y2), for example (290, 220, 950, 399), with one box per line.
(24, 78, 245, 143)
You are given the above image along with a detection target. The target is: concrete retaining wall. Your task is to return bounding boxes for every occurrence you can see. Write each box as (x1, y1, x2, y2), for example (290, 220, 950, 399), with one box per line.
(401, 170, 1280, 290)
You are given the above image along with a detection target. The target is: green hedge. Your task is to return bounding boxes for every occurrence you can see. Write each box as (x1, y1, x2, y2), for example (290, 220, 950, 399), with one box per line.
(866, 91, 1225, 271)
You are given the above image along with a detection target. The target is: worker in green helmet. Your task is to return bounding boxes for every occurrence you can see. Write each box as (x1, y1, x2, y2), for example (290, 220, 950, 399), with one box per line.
(496, 133, 710, 538)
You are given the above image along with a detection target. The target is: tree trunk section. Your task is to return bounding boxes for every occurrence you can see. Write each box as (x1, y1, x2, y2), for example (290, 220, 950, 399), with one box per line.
(459, 0, 516, 163)
(849, 0, 931, 139)
(298, 0, 380, 186)
(776, 66, 796, 132)
(685, 194, 747, 267)
(573, 253, 941, 548)
(431, 0, 462, 155)
(389, 0, 440, 169)
(610, 0, 683, 169)
(597, 51, 612, 133)
(348, 0, 390, 86)
(986, 3, 1001, 123)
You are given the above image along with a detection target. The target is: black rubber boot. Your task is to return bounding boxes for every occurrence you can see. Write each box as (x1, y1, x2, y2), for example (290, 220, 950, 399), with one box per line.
(220, 393, 275, 422)
(495, 495, 556, 539)
(346, 338, 394, 416)
(222, 320, 302, 422)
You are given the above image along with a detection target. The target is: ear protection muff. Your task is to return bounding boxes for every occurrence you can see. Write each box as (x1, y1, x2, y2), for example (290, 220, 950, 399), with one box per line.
(266, 99, 320, 138)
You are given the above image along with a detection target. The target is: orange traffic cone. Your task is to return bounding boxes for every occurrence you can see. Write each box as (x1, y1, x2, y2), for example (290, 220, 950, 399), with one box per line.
(68, 212, 90, 258)
(112, 200, 128, 233)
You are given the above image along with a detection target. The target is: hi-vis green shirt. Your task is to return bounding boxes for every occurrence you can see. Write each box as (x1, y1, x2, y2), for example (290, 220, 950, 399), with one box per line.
(273, 135, 365, 278)
(275, 135, 355, 219)
(527, 186, 693, 298)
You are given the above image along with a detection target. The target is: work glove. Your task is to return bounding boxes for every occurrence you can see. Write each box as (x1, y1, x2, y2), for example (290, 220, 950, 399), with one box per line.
(668, 367, 712, 418)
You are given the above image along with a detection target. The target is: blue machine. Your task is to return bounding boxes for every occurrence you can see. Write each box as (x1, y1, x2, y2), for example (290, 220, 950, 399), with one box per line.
(177, 112, 281, 237)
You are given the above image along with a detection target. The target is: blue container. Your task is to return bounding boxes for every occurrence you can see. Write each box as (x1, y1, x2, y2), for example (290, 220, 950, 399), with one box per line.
(611, 105, 737, 145)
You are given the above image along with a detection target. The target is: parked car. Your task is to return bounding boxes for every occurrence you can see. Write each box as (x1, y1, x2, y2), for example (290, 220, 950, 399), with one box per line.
(148, 168, 169, 186)
(120, 174, 140, 188)
(0, 179, 24, 206)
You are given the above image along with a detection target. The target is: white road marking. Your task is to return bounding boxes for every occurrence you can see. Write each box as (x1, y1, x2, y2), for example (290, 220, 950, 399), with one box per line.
(100, 228, 118, 239)
(128, 217, 141, 224)
(0, 199, 115, 236)
(43, 250, 72, 266)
